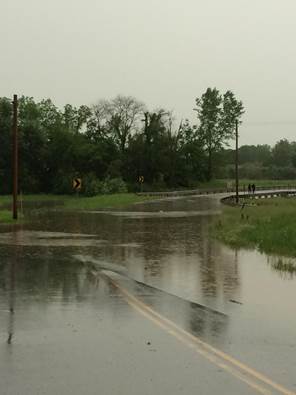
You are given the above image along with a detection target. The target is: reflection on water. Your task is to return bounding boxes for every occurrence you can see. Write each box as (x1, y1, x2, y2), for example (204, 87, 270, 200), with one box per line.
(0, 195, 296, 391)
(84, 209, 221, 218)
(267, 256, 296, 278)
(7, 258, 15, 345)
(1, 195, 295, 312)
(99, 270, 229, 348)
(0, 231, 105, 247)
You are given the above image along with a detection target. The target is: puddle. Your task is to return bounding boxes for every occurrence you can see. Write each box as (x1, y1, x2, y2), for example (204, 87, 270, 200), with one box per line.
(84, 210, 221, 218)
(267, 255, 296, 278)
(0, 231, 106, 247)
(0, 195, 296, 392)
(73, 254, 128, 275)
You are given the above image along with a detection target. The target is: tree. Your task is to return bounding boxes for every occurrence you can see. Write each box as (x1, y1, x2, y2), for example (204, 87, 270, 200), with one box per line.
(63, 104, 92, 133)
(272, 139, 292, 167)
(141, 110, 169, 184)
(125, 110, 179, 186)
(109, 95, 145, 152)
(177, 120, 207, 184)
(77, 105, 92, 132)
(290, 142, 296, 168)
(38, 99, 62, 133)
(0, 98, 13, 193)
(18, 97, 48, 192)
(0, 92, 249, 194)
(195, 88, 244, 180)
(239, 144, 272, 165)
(221, 90, 244, 136)
(92, 95, 145, 153)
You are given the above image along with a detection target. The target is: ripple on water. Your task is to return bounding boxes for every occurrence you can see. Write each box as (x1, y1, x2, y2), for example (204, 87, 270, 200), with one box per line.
(0, 230, 107, 247)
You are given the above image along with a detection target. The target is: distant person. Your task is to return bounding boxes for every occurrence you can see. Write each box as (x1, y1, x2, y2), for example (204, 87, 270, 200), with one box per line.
(248, 184, 252, 194)
(252, 183, 256, 194)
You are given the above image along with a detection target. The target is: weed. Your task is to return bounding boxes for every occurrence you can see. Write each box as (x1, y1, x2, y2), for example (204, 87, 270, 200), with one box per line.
(213, 198, 296, 257)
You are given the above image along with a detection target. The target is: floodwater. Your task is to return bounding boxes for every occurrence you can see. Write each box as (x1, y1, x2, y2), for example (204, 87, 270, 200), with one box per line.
(0, 195, 296, 394)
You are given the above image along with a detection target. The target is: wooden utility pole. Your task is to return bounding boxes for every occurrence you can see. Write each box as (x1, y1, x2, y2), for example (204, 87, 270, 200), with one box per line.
(235, 119, 239, 204)
(12, 94, 18, 220)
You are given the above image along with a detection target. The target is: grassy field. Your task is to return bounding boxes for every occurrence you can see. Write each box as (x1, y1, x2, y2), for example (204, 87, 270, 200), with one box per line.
(0, 193, 153, 222)
(0, 210, 25, 224)
(0, 194, 66, 205)
(214, 197, 296, 257)
(63, 193, 153, 210)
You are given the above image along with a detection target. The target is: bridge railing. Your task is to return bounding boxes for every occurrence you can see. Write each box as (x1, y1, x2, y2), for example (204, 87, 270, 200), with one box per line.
(137, 185, 296, 198)
(221, 188, 296, 205)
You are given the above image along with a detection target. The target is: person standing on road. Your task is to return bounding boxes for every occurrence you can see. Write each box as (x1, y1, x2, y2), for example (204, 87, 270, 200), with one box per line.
(252, 183, 256, 194)
(248, 184, 252, 194)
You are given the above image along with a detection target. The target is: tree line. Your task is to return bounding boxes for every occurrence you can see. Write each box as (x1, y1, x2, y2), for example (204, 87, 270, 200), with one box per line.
(220, 139, 296, 180)
(1, 87, 272, 195)
(0, 88, 245, 194)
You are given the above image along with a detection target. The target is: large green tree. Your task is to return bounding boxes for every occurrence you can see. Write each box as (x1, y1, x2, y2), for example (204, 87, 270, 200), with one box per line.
(195, 88, 244, 180)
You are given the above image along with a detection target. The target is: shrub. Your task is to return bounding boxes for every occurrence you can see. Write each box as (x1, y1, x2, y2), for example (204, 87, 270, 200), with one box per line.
(82, 173, 101, 197)
(99, 177, 128, 194)
(52, 173, 74, 194)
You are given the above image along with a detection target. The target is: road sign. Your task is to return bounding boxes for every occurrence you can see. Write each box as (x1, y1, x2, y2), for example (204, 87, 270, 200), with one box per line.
(73, 178, 82, 190)
(138, 176, 144, 183)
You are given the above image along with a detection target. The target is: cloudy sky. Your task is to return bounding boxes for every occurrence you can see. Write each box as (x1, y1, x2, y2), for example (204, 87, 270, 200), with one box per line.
(1, 0, 296, 145)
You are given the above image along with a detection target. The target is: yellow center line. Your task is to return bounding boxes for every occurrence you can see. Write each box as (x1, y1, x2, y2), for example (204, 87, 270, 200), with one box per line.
(128, 295, 271, 395)
(104, 274, 295, 395)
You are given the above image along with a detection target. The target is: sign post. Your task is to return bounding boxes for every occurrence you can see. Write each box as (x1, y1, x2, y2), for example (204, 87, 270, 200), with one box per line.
(235, 120, 239, 204)
(138, 176, 144, 192)
(12, 95, 18, 220)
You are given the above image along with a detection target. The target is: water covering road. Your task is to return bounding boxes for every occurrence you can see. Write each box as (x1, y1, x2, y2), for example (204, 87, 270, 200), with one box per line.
(0, 195, 295, 395)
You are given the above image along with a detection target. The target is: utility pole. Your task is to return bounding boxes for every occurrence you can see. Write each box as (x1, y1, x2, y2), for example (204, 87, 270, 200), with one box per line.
(235, 119, 239, 204)
(12, 94, 18, 220)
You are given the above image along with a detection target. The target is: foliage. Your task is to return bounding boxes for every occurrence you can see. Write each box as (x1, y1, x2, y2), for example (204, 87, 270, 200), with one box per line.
(194, 88, 244, 180)
(213, 198, 296, 257)
(64, 193, 152, 210)
(90, 95, 145, 153)
(99, 177, 128, 194)
(218, 141, 296, 180)
(81, 173, 101, 197)
(8, 91, 296, 193)
(0, 98, 13, 194)
(52, 173, 74, 195)
(272, 139, 293, 167)
(239, 144, 272, 165)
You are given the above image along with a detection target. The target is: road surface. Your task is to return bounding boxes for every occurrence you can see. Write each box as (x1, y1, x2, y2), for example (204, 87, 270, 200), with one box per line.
(0, 195, 295, 394)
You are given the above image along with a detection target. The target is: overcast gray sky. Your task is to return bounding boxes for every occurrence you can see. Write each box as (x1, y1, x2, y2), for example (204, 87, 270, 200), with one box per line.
(1, 0, 296, 145)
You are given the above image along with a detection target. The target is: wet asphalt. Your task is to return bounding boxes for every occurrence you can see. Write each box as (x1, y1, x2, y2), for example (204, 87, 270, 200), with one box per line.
(0, 196, 295, 395)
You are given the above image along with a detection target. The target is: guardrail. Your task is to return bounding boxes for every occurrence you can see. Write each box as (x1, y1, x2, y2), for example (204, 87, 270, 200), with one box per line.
(221, 189, 296, 205)
(137, 185, 296, 198)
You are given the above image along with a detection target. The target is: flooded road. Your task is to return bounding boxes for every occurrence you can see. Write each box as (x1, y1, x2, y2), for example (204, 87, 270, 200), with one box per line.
(0, 195, 295, 394)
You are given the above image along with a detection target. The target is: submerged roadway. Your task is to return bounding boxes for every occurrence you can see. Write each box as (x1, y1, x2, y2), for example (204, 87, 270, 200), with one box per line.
(0, 193, 295, 395)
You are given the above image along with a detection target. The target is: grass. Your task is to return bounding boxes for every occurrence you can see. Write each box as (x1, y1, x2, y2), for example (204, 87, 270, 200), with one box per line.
(0, 194, 65, 224)
(0, 193, 153, 212)
(0, 210, 24, 224)
(0, 193, 153, 224)
(213, 197, 296, 257)
(0, 194, 65, 207)
(63, 193, 154, 210)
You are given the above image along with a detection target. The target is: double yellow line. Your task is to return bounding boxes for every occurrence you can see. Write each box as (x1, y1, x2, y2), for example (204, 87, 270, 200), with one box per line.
(104, 274, 295, 395)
